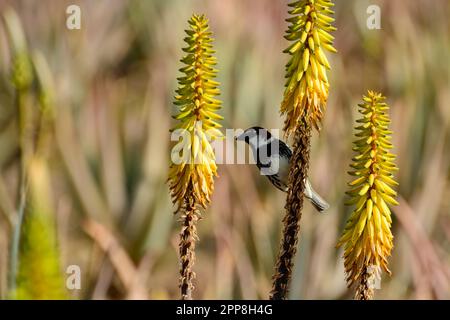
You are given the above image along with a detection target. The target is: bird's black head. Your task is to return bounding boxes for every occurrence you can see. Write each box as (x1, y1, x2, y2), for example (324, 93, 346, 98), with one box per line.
(235, 127, 272, 144)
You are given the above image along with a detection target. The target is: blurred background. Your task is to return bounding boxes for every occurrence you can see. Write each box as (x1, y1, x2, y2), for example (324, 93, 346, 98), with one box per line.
(0, 0, 449, 299)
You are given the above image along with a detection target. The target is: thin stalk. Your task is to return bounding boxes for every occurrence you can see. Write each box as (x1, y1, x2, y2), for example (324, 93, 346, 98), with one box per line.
(270, 122, 311, 299)
(355, 267, 375, 300)
(179, 196, 199, 300)
(8, 91, 29, 296)
(8, 180, 27, 296)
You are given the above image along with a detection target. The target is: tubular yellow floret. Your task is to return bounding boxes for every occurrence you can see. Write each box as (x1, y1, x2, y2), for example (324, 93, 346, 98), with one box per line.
(281, 0, 337, 136)
(338, 91, 398, 296)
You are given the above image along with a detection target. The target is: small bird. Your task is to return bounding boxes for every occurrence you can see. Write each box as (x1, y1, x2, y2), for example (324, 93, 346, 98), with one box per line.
(235, 126, 330, 213)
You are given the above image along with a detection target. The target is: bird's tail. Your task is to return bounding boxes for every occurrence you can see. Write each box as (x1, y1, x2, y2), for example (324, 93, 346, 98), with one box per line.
(304, 179, 330, 213)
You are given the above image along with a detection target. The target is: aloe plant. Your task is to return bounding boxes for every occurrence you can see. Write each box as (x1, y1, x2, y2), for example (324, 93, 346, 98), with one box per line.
(337, 91, 398, 300)
(168, 14, 223, 300)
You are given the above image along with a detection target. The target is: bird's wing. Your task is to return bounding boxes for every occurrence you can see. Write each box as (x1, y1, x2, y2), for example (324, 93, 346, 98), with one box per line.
(278, 140, 292, 158)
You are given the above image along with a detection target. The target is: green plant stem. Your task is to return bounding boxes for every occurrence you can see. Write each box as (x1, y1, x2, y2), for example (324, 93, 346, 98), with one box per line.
(8, 91, 29, 296)
(8, 180, 27, 296)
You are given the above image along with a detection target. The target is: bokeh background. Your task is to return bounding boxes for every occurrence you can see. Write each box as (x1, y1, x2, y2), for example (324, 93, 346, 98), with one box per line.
(0, 0, 449, 299)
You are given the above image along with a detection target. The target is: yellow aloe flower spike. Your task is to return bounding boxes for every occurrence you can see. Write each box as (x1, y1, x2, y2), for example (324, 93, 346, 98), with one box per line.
(168, 14, 223, 300)
(337, 91, 399, 300)
(168, 14, 222, 213)
(280, 0, 337, 136)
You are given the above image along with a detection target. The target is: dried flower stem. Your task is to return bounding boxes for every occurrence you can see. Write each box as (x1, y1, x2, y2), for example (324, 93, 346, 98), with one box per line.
(179, 195, 199, 300)
(354, 266, 375, 300)
(270, 122, 311, 300)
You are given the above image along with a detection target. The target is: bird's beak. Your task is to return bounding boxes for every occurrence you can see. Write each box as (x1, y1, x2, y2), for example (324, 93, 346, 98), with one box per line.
(235, 132, 245, 141)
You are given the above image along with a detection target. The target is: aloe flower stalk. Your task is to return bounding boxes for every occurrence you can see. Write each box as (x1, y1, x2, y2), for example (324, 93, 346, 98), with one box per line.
(13, 157, 67, 300)
(271, 0, 336, 300)
(270, 123, 311, 300)
(337, 91, 398, 300)
(281, 0, 337, 136)
(168, 14, 223, 300)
